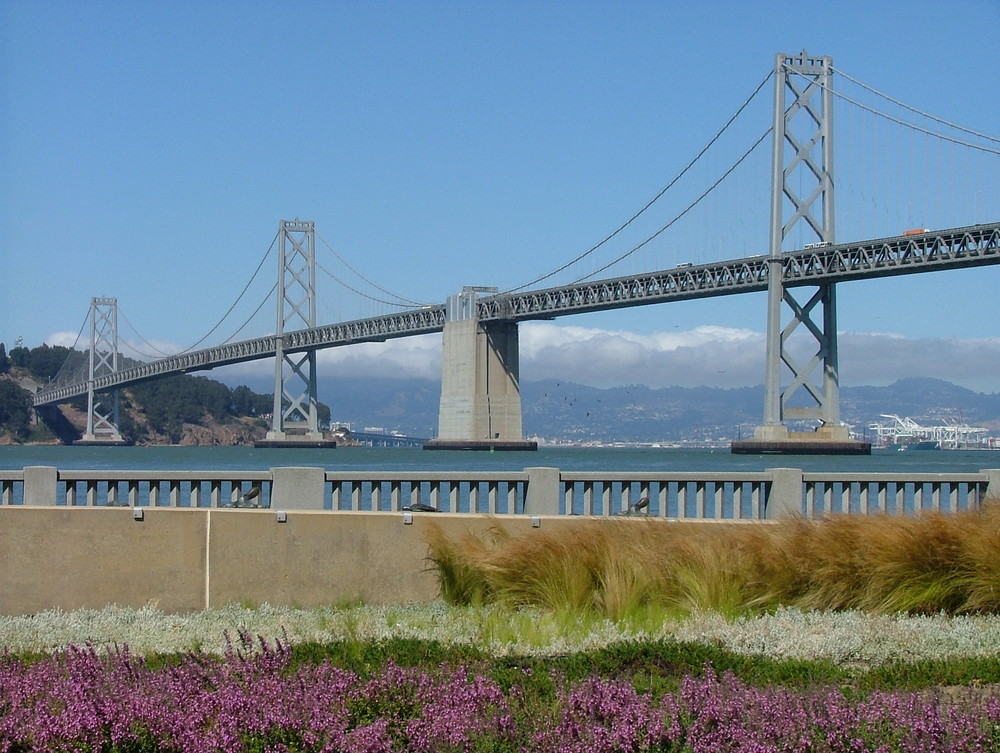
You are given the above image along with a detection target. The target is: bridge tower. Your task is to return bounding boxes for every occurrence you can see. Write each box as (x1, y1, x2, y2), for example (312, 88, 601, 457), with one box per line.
(256, 219, 335, 448)
(76, 296, 127, 445)
(424, 288, 536, 451)
(734, 50, 868, 454)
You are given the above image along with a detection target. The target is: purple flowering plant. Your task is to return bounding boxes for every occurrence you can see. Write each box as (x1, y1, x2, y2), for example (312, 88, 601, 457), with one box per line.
(1, 634, 998, 753)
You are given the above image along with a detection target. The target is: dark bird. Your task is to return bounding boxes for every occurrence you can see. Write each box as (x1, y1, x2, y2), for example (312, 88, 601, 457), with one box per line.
(618, 497, 650, 516)
(234, 486, 263, 508)
(402, 502, 439, 512)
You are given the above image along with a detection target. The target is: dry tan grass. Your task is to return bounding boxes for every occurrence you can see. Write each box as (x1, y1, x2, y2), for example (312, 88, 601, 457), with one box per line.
(424, 506, 1000, 617)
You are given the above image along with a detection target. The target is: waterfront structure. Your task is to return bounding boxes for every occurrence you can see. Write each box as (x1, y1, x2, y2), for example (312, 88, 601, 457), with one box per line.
(26, 50, 1000, 453)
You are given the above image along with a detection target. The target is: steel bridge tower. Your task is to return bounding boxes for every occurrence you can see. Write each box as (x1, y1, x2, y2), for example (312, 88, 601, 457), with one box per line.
(734, 51, 869, 454)
(258, 219, 334, 447)
(77, 296, 126, 445)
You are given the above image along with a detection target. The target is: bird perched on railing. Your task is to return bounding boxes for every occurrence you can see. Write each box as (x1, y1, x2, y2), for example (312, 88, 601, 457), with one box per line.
(617, 497, 649, 516)
(231, 487, 264, 508)
(401, 502, 440, 512)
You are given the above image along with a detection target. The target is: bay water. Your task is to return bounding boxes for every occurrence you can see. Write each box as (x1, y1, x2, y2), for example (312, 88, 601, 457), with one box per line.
(3, 444, 1000, 474)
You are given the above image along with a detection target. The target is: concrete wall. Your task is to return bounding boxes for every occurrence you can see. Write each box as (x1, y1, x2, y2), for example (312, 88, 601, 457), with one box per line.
(0, 508, 573, 616)
(437, 319, 523, 441)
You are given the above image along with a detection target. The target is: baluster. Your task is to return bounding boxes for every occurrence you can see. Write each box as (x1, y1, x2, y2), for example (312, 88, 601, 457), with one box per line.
(695, 481, 706, 518)
(621, 483, 632, 515)
(876, 482, 888, 514)
(804, 481, 816, 517)
(931, 481, 943, 512)
(352, 480, 363, 511)
(488, 481, 498, 514)
(391, 480, 401, 511)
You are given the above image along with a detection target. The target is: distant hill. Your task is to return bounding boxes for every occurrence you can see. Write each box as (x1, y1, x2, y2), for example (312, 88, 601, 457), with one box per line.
(308, 375, 1000, 445)
(6, 362, 999, 446)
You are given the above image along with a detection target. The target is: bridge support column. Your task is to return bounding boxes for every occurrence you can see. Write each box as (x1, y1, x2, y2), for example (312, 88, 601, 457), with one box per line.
(733, 50, 869, 456)
(76, 297, 127, 446)
(425, 288, 536, 451)
(256, 219, 335, 448)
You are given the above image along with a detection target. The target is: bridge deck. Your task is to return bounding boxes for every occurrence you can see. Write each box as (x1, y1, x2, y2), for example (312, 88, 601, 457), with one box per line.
(33, 222, 1000, 407)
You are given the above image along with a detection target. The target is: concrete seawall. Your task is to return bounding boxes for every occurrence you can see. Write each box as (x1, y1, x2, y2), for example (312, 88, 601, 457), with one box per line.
(2, 464, 998, 616)
(0, 508, 571, 615)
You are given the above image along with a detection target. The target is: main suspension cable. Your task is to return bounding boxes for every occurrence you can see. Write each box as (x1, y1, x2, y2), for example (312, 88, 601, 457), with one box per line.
(315, 257, 428, 308)
(143, 231, 279, 357)
(317, 232, 429, 306)
(218, 283, 278, 345)
(50, 312, 91, 385)
(118, 307, 172, 358)
(832, 66, 1000, 144)
(569, 126, 773, 284)
(788, 67, 1000, 155)
(504, 69, 774, 293)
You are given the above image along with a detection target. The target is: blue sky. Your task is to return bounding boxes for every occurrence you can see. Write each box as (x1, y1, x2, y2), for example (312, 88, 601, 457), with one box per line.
(2, 1, 999, 393)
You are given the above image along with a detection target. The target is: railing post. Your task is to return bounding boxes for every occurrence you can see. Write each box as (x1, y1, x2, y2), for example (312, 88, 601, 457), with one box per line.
(524, 467, 560, 516)
(23, 466, 58, 506)
(270, 467, 326, 510)
(765, 467, 803, 519)
(981, 469, 1000, 505)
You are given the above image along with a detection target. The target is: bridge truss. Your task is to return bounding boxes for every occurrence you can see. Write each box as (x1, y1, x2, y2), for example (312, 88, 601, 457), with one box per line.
(31, 222, 1000, 409)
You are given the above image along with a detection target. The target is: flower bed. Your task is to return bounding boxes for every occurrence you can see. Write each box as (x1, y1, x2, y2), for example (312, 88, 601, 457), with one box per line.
(2, 637, 999, 752)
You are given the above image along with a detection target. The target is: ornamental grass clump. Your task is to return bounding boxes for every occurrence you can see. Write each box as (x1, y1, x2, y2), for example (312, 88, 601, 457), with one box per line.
(424, 503, 1000, 617)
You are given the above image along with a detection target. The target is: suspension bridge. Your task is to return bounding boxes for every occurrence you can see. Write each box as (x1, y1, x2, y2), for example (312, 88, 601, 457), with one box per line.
(28, 51, 1000, 453)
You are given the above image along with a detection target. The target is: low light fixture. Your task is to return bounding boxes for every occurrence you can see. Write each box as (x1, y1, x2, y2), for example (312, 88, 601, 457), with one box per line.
(132, 507, 144, 521)
(275, 510, 287, 523)
(403, 512, 413, 525)
(531, 516, 541, 528)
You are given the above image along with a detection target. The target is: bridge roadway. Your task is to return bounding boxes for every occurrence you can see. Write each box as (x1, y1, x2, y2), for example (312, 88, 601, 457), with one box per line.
(32, 222, 1000, 407)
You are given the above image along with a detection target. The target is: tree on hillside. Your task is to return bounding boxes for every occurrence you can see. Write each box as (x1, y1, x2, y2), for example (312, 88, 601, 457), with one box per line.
(26, 345, 71, 381)
(232, 385, 272, 417)
(0, 344, 9, 375)
(9, 346, 29, 369)
(0, 381, 32, 441)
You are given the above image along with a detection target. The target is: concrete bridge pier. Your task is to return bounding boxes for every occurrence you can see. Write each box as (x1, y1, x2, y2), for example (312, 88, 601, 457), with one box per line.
(424, 288, 536, 451)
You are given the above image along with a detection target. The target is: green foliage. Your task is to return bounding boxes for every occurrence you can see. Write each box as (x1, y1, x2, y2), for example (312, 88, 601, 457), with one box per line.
(232, 384, 272, 417)
(0, 380, 32, 441)
(25, 344, 72, 381)
(130, 374, 233, 432)
(8, 346, 29, 368)
(289, 637, 485, 677)
(0, 343, 9, 374)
